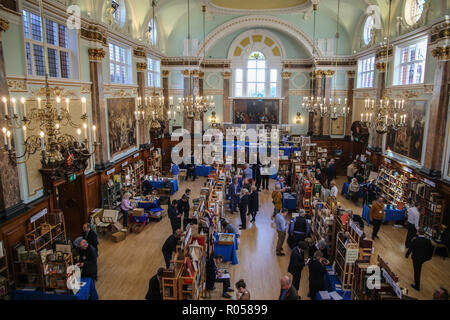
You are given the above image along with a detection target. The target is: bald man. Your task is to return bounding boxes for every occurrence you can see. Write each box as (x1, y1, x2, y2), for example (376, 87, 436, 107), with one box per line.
(77, 239, 98, 281)
(278, 275, 299, 300)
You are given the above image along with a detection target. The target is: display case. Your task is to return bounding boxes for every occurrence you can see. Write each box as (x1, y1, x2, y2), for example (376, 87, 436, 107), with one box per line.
(0, 240, 10, 300)
(334, 232, 359, 290)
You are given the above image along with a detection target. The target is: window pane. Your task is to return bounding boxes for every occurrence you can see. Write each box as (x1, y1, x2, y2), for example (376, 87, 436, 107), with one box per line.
(30, 12, 43, 42)
(33, 44, 45, 76)
(47, 48, 59, 77)
(23, 11, 30, 39)
(120, 47, 126, 64)
(45, 19, 57, 46)
(248, 69, 256, 82)
(248, 83, 256, 97)
(155, 60, 160, 72)
(257, 60, 266, 69)
(60, 51, 69, 78)
(58, 24, 67, 48)
(148, 58, 153, 70)
(25, 43, 32, 75)
(116, 64, 121, 83)
(270, 83, 277, 97)
(270, 69, 277, 83)
(248, 60, 256, 69)
(121, 66, 126, 84)
(236, 69, 243, 82)
(110, 63, 115, 83)
(109, 44, 115, 61)
(256, 83, 265, 97)
(257, 69, 265, 82)
(115, 46, 120, 63)
(148, 72, 153, 86)
(235, 83, 243, 97)
(156, 73, 160, 87)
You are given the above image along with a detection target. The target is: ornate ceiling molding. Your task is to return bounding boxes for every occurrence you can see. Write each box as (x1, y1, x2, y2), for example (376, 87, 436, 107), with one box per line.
(199, 0, 311, 16)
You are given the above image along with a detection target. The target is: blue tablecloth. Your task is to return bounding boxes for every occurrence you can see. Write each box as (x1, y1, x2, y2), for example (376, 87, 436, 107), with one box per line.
(13, 278, 99, 300)
(341, 182, 364, 199)
(280, 147, 291, 157)
(282, 193, 297, 210)
(362, 204, 406, 225)
(136, 199, 161, 210)
(195, 165, 213, 177)
(214, 232, 239, 265)
(148, 179, 178, 195)
(315, 267, 352, 300)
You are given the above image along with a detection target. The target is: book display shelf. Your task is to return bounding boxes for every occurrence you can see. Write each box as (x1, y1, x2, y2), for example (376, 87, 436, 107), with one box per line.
(0, 240, 11, 300)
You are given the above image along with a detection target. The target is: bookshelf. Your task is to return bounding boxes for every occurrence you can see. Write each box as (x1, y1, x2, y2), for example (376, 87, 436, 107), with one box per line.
(0, 240, 10, 300)
(25, 213, 66, 252)
(334, 232, 359, 290)
(43, 251, 73, 292)
(376, 166, 408, 208)
(317, 147, 328, 163)
(147, 149, 162, 176)
(352, 260, 371, 300)
(101, 178, 122, 209)
(121, 159, 145, 195)
(311, 205, 336, 261)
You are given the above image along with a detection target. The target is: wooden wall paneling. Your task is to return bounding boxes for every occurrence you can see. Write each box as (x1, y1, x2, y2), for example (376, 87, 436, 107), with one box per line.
(85, 173, 100, 215)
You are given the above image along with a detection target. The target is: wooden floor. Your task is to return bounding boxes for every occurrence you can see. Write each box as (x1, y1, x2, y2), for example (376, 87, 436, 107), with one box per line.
(96, 176, 450, 300)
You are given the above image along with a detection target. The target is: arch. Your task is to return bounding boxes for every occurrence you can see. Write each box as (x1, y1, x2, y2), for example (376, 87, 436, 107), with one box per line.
(195, 15, 322, 58)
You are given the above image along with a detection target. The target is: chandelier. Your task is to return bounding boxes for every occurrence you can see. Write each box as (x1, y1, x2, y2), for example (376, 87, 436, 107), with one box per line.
(174, 0, 214, 121)
(360, 0, 407, 134)
(1, 0, 96, 178)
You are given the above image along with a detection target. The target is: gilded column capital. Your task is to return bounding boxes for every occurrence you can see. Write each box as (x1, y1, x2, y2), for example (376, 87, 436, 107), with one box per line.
(136, 62, 148, 72)
(198, 71, 205, 79)
(347, 70, 356, 78)
(0, 18, 9, 34)
(323, 70, 335, 78)
(282, 72, 292, 80)
(88, 48, 106, 61)
(375, 62, 386, 72)
(222, 71, 231, 79)
(431, 46, 450, 61)
(192, 70, 200, 77)
(162, 70, 170, 78)
(182, 69, 191, 77)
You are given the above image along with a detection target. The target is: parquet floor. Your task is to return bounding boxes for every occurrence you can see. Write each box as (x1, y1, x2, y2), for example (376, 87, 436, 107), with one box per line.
(95, 176, 450, 300)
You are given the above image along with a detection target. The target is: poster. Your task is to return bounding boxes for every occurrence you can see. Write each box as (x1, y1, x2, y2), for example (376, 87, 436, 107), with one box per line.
(385, 100, 427, 162)
(233, 99, 279, 124)
(107, 98, 137, 156)
(331, 116, 345, 135)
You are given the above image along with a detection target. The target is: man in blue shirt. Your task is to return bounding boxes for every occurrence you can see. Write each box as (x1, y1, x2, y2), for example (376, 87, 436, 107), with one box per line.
(228, 178, 241, 213)
(275, 209, 289, 256)
(243, 164, 253, 184)
(171, 163, 179, 183)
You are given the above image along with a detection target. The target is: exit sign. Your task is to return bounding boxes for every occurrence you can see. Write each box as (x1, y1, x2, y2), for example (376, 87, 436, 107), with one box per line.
(69, 173, 77, 182)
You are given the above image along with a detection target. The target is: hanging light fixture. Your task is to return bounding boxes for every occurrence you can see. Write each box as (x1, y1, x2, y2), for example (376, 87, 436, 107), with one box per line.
(360, 0, 407, 134)
(1, 0, 97, 178)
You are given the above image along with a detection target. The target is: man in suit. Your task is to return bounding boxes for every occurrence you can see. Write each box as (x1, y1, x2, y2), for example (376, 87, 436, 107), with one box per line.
(406, 228, 433, 291)
(145, 267, 164, 300)
(82, 223, 98, 253)
(229, 178, 241, 213)
(168, 200, 181, 233)
(405, 202, 420, 249)
(253, 163, 262, 192)
(162, 229, 182, 269)
(206, 255, 233, 298)
(239, 189, 250, 230)
(278, 275, 299, 300)
(288, 241, 308, 292)
(77, 239, 98, 281)
(177, 195, 190, 229)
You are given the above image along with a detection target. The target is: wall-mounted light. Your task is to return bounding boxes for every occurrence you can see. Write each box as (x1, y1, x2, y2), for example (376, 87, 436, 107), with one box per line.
(295, 112, 303, 124)
(210, 111, 217, 123)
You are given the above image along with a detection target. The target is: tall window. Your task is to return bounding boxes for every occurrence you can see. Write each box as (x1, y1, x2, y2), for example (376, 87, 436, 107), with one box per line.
(111, 0, 125, 26)
(405, 0, 426, 26)
(147, 58, 161, 87)
(235, 69, 243, 97)
(109, 43, 131, 84)
(363, 16, 374, 45)
(394, 39, 427, 86)
(148, 19, 157, 46)
(22, 10, 70, 78)
(247, 52, 266, 97)
(357, 55, 375, 88)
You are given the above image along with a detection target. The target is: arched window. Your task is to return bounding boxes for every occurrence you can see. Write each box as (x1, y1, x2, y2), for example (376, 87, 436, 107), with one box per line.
(363, 15, 374, 45)
(405, 0, 426, 26)
(148, 19, 157, 46)
(247, 52, 266, 97)
(111, 0, 125, 26)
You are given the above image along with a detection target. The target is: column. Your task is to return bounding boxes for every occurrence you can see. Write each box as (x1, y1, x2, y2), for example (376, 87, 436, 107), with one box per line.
(162, 70, 170, 136)
(345, 71, 355, 138)
(281, 72, 291, 124)
(0, 18, 24, 218)
(322, 70, 334, 137)
(136, 62, 148, 147)
(88, 47, 111, 170)
(182, 70, 193, 134)
(420, 46, 450, 178)
(199, 71, 205, 128)
(372, 61, 386, 153)
(312, 71, 323, 137)
(222, 71, 231, 123)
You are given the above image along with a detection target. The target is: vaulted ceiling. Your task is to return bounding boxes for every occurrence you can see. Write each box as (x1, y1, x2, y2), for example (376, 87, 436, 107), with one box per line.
(209, 0, 308, 10)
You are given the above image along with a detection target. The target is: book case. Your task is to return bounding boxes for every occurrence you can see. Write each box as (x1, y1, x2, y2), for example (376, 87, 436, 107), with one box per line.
(147, 149, 162, 176)
(312, 206, 336, 261)
(101, 178, 122, 209)
(43, 251, 73, 292)
(178, 243, 205, 300)
(13, 254, 45, 290)
(352, 260, 371, 300)
(334, 232, 359, 290)
(121, 159, 145, 195)
(25, 212, 66, 252)
(0, 240, 10, 300)
(317, 147, 328, 163)
(376, 166, 408, 209)
(305, 144, 317, 167)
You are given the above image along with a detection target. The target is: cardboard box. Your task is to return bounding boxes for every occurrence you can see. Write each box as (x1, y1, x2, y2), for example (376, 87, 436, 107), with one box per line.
(102, 209, 119, 223)
(131, 224, 145, 233)
(131, 208, 145, 217)
(111, 231, 126, 242)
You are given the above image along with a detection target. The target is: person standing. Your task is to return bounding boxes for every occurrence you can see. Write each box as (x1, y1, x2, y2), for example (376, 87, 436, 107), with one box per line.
(347, 160, 358, 183)
(272, 184, 283, 218)
(82, 223, 98, 253)
(242, 178, 252, 193)
(120, 192, 133, 228)
(326, 159, 336, 188)
(329, 180, 338, 199)
(288, 241, 308, 292)
(275, 209, 289, 256)
(253, 163, 262, 192)
(307, 250, 326, 300)
(370, 196, 385, 240)
(248, 186, 259, 223)
(349, 178, 361, 204)
(405, 202, 421, 249)
(261, 164, 270, 190)
(168, 200, 181, 233)
(229, 178, 241, 213)
(405, 228, 433, 291)
(278, 275, 299, 300)
(170, 162, 180, 183)
(145, 267, 164, 300)
(77, 239, 98, 281)
(243, 164, 253, 185)
(239, 189, 249, 230)
(162, 229, 182, 269)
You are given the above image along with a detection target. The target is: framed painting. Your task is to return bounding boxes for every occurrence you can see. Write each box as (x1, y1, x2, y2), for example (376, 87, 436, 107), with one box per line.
(107, 98, 137, 156)
(331, 116, 345, 135)
(385, 100, 427, 162)
(233, 99, 279, 124)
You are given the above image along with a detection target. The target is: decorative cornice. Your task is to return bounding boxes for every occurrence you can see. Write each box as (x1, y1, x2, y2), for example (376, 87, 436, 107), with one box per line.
(136, 62, 148, 72)
(430, 19, 450, 45)
(222, 71, 231, 79)
(162, 70, 170, 78)
(7, 79, 27, 92)
(0, 18, 9, 34)
(432, 46, 450, 61)
(88, 48, 106, 61)
(375, 62, 387, 72)
(192, 70, 200, 77)
(323, 70, 335, 78)
(134, 47, 147, 58)
(199, 0, 310, 16)
(80, 23, 108, 46)
(347, 70, 356, 78)
(182, 70, 191, 77)
(375, 45, 393, 59)
(282, 72, 292, 80)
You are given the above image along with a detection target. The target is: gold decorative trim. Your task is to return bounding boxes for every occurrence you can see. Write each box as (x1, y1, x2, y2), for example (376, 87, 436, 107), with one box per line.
(222, 71, 231, 79)
(432, 46, 450, 61)
(136, 62, 148, 72)
(347, 70, 356, 78)
(31, 86, 79, 99)
(0, 18, 9, 33)
(162, 70, 170, 78)
(182, 70, 191, 77)
(375, 62, 386, 72)
(198, 71, 205, 79)
(282, 72, 292, 80)
(323, 70, 335, 78)
(81, 85, 91, 94)
(88, 48, 106, 61)
(134, 47, 146, 58)
(80, 24, 107, 46)
(7, 79, 27, 92)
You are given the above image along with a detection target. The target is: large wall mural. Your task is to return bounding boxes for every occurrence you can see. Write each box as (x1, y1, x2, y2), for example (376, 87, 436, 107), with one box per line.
(233, 99, 279, 124)
(107, 98, 137, 156)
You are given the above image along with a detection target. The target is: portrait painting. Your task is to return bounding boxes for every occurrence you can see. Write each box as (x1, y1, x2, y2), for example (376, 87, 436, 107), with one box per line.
(233, 99, 279, 124)
(107, 98, 137, 156)
(386, 100, 427, 162)
(331, 117, 345, 135)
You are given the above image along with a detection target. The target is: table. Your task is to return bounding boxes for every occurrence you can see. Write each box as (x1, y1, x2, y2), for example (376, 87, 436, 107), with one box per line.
(148, 179, 179, 195)
(315, 267, 352, 300)
(214, 232, 239, 265)
(195, 165, 213, 177)
(341, 182, 364, 199)
(362, 204, 406, 225)
(12, 278, 99, 300)
(282, 193, 297, 210)
(136, 198, 161, 210)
